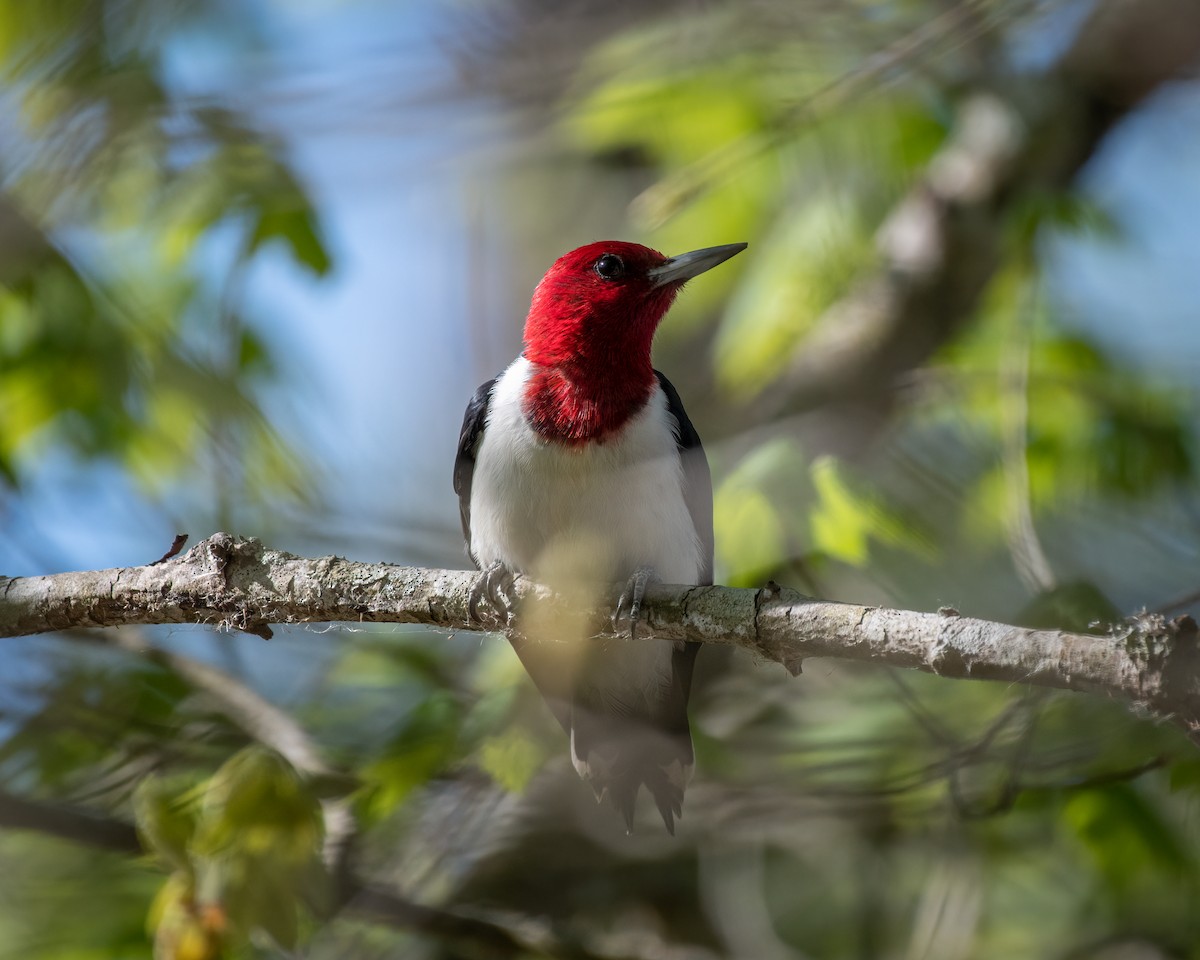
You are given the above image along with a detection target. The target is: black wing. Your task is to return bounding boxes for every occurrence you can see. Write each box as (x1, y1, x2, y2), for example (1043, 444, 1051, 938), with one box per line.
(652, 369, 711, 804)
(452, 377, 497, 560)
(654, 370, 714, 586)
(454, 375, 575, 732)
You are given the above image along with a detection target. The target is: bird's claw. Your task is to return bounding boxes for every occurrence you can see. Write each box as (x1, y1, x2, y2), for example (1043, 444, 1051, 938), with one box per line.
(613, 565, 658, 640)
(469, 561, 519, 626)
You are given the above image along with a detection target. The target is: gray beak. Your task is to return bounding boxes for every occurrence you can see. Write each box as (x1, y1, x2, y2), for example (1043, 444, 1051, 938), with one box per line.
(648, 242, 748, 287)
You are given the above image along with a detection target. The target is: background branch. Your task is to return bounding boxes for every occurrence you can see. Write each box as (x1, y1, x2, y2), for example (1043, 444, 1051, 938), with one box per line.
(753, 0, 1200, 418)
(0, 788, 141, 854)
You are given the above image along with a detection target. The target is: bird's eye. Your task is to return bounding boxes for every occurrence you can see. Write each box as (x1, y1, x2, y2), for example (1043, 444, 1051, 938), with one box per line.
(593, 254, 625, 280)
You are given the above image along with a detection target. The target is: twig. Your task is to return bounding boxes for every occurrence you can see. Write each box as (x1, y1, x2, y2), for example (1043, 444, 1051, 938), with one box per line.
(69, 626, 359, 879)
(92, 628, 333, 778)
(150, 534, 189, 566)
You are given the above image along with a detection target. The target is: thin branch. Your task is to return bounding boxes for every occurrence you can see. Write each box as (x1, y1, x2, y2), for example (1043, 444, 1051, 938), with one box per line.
(1156, 585, 1200, 617)
(1001, 282, 1057, 595)
(150, 534, 189, 566)
(3, 534, 1200, 745)
(89, 628, 334, 779)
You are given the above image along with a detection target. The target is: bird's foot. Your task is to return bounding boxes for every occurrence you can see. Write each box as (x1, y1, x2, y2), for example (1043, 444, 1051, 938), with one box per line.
(613, 565, 659, 640)
(469, 561, 519, 626)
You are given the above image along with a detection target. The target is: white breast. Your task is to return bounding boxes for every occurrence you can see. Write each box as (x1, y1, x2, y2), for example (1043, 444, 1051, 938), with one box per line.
(468, 357, 702, 589)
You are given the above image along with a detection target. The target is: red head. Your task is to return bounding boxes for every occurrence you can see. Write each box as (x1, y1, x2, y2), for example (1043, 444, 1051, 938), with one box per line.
(521, 240, 746, 445)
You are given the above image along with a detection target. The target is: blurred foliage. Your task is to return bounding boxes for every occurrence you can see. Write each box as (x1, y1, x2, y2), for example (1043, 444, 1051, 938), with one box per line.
(0, 0, 329, 517)
(4, 1, 1200, 959)
(138, 750, 327, 957)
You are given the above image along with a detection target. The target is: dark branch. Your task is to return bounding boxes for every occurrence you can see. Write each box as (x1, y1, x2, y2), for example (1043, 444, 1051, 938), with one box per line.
(0, 789, 141, 854)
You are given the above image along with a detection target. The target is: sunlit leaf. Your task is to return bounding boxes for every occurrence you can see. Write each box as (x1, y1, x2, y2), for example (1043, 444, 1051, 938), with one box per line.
(809, 455, 937, 567)
(134, 776, 200, 875)
(713, 438, 806, 584)
(358, 692, 463, 821)
(195, 748, 323, 864)
(715, 190, 874, 394)
(478, 730, 545, 793)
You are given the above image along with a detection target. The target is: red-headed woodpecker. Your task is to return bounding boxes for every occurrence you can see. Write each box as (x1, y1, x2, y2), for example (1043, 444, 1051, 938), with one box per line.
(453, 240, 746, 833)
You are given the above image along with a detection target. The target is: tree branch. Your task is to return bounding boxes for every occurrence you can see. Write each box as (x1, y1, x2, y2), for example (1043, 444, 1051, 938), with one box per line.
(753, 0, 1200, 417)
(85, 627, 335, 778)
(0, 788, 141, 854)
(3, 533, 1200, 743)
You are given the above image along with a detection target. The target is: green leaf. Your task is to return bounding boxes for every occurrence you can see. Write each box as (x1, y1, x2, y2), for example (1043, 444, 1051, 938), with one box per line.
(194, 748, 323, 864)
(133, 776, 199, 874)
(715, 190, 874, 394)
(478, 731, 546, 793)
(1064, 784, 1193, 892)
(713, 438, 805, 585)
(358, 692, 463, 821)
(249, 204, 331, 277)
(1169, 759, 1200, 794)
(809, 456, 936, 567)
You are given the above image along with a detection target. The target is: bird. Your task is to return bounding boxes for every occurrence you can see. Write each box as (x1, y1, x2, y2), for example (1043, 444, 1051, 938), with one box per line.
(453, 240, 746, 833)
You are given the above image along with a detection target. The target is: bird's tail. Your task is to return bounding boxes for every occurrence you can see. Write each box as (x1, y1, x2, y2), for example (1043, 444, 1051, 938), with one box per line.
(571, 708, 694, 835)
(507, 632, 701, 834)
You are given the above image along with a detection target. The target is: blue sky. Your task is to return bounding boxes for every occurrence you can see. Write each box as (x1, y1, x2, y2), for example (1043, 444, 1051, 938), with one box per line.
(1048, 80, 1200, 373)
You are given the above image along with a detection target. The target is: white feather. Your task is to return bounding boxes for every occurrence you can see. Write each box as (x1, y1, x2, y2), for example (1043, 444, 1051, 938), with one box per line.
(468, 356, 702, 747)
(469, 356, 702, 586)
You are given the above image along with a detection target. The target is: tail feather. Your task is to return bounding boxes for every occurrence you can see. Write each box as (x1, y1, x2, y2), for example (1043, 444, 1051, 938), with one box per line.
(571, 711, 694, 834)
(562, 638, 701, 833)
(599, 763, 687, 835)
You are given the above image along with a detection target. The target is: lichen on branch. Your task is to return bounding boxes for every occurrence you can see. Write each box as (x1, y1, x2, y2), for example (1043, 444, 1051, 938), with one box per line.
(3, 533, 1199, 745)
